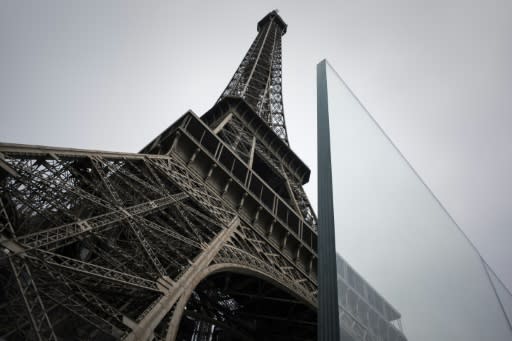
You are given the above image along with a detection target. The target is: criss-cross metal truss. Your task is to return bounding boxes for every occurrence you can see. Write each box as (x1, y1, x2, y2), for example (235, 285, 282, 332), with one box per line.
(0, 10, 319, 341)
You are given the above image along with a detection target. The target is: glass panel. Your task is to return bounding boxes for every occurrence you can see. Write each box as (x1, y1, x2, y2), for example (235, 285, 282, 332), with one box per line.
(317, 59, 512, 340)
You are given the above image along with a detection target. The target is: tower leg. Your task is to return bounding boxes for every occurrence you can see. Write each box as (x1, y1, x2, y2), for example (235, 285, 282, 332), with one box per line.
(125, 217, 240, 341)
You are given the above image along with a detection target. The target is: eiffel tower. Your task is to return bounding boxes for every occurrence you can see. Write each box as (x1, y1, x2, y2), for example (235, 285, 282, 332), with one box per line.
(0, 10, 319, 341)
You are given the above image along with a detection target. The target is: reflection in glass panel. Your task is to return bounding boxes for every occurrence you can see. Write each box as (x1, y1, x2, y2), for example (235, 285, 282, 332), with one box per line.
(317, 59, 512, 340)
(336, 254, 406, 341)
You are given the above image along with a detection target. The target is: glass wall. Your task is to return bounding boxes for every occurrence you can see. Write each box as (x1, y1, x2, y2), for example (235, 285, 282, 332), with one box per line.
(317, 59, 512, 341)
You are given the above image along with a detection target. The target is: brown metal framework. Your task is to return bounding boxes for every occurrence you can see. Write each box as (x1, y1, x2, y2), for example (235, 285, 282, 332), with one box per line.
(0, 10, 318, 340)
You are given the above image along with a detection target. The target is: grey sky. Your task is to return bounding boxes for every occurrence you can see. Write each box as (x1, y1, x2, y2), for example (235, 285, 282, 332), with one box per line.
(1, 0, 511, 292)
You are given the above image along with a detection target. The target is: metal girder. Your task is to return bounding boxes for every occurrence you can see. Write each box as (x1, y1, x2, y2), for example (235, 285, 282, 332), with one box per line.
(134, 216, 201, 249)
(127, 221, 168, 277)
(28, 249, 161, 292)
(14, 193, 187, 251)
(153, 158, 235, 226)
(40, 284, 126, 337)
(90, 156, 124, 205)
(8, 256, 58, 341)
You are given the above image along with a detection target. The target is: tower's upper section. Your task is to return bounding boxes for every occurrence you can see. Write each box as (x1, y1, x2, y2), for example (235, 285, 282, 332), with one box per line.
(220, 10, 289, 143)
(257, 10, 287, 34)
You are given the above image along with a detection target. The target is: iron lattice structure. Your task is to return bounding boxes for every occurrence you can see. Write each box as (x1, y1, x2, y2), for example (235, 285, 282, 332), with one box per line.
(0, 11, 320, 341)
(221, 11, 288, 143)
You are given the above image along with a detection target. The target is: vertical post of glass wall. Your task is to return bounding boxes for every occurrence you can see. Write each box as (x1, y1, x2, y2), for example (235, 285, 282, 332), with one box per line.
(317, 59, 341, 341)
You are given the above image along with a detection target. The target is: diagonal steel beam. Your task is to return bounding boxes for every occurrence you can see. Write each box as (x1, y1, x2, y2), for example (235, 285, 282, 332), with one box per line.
(8, 256, 58, 341)
(28, 249, 162, 292)
(13, 192, 187, 251)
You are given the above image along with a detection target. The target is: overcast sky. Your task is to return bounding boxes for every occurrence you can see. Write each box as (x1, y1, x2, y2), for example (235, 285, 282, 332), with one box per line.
(1, 0, 511, 292)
